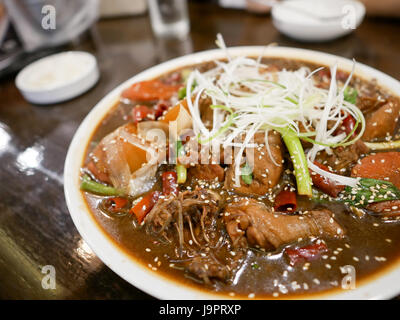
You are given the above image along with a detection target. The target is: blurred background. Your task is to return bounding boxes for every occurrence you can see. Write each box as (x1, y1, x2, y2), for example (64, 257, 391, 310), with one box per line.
(0, 0, 399, 299)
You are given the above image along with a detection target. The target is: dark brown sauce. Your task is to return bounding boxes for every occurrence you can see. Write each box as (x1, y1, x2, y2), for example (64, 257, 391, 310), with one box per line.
(81, 57, 400, 298)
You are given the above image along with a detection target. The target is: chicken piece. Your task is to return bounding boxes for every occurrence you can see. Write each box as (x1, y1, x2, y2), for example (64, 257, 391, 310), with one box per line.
(362, 98, 400, 141)
(188, 164, 225, 182)
(185, 256, 230, 283)
(315, 140, 369, 174)
(199, 96, 214, 130)
(223, 199, 344, 250)
(367, 200, 400, 217)
(358, 95, 387, 114)
(224, 131, 283, 195)
(144, 188, 222, 237)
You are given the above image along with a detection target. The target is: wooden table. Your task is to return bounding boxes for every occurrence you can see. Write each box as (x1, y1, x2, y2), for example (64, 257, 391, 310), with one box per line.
(1, 2, 399, 299)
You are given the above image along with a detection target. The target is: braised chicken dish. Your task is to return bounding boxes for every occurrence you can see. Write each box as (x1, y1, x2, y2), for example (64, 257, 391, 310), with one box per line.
(80, 42, 400, 298)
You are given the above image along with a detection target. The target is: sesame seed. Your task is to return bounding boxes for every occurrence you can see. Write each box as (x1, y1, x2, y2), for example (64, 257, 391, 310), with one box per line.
(375, 256, 387, 262)
(278, 285, 288, 294)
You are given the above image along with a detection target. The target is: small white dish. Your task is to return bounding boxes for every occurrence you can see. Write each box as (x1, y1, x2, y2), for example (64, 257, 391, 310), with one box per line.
(15, 51, 99, 104)
(272, 0, 366, 42)
(64, 47, 400, 299)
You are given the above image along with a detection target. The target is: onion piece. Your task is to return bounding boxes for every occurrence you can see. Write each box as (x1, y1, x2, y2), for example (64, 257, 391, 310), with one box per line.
(137, 121, 169, 136)
(103, 131, 131, 193)
(101, 125, 164, 197)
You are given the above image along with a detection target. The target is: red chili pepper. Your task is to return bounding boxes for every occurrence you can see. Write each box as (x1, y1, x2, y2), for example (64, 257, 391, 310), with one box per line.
(285, 241, 328, 266)
(109, 197, 128, 211)
(153, 101, 169, 119)
(336, 70, 349, 82)
(274, 189, 297, 212)
(318, 68, 330, 78)
(335, 114, 356, 137)
(132, 105, 152, 124)
(162, 171, 178, 196)
(342, 115, 356, 136)
(310, 161, 345, 197)
(130, 191, 161, 223)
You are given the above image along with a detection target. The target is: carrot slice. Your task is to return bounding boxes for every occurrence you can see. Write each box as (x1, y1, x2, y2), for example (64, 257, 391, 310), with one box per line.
(159, 99, 190, 123)
(122, 80, 181, 102)
(351, 152, 400, 189)
(274, 189, 297, 212)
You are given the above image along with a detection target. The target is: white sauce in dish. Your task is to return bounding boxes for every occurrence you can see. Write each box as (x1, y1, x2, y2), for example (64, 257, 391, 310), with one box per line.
(16, 51, 99, 104)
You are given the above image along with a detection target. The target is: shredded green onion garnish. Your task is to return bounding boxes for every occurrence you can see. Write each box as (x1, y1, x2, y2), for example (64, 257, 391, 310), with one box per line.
(178, 87, 187, 100)
(344, 87, 358, 104)
(301, 117, 360, 148)
(285, 97, 298, 105)
(364, 140, 400, 150)
(178, 82, 197, 100)
(176, 164, 187, 184)
(241, 163, 253, 185)
(176, 140, 187, 184)
(184, 38, 364, 192)
(198, 105, 237, 144)
(241, 79, 287, 89)
(279, 127, 313, 197)
(80, 175, 124, 196)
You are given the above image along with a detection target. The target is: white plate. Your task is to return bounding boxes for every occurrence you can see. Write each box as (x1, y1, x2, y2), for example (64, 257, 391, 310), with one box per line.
(64, 46, 400, 300)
